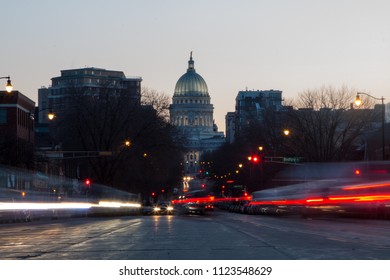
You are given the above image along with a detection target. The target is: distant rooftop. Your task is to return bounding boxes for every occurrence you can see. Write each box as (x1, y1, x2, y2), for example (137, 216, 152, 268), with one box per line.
(54, 67, 142, 81)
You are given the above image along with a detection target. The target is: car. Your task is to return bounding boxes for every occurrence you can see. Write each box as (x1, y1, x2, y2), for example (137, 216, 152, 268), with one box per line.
(172, 190, 215, 215)
(153, 202, 175, 215)
(174, 202, 206, 215)
(205, 203, 214, 211)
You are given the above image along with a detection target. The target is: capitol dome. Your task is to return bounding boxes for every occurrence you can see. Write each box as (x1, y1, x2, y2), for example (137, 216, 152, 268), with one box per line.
(169, 53, 225, 175)
(174, 53, 209, 97)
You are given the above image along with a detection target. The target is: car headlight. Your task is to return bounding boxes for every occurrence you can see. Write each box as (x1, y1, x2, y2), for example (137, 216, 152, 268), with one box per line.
(154, 207, 161, 212)
(167, 206, 174, 211)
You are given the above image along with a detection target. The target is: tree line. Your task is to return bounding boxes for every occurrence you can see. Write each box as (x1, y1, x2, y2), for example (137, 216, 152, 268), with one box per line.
(45, 86, 183, 197)
(204, 86, 380, 192)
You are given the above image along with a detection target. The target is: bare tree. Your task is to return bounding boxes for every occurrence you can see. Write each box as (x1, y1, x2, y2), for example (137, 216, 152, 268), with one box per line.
(286, 86, 378, 161)
(141, 87, 171, 122)
(295, 85, 375, 110)
(53, 83, 182, 194)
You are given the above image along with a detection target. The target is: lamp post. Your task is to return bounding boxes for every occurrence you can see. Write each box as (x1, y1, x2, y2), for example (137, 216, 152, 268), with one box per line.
(0, 76, 12, 93)
(47, 110, 55, 121)
(355, 92, 385, 160)
(30, 108, 56, 121)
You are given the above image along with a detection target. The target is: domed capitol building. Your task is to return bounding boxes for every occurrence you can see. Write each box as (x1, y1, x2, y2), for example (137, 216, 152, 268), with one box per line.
(169, 53, 225, 174)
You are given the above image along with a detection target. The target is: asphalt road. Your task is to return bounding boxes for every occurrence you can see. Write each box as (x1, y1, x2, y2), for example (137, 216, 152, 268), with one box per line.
(1, 210, 390, 260)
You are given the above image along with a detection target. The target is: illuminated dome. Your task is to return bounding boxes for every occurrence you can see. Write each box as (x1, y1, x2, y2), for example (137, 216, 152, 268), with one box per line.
(174, 53, 209, 97)
(169, 52, 225, 175)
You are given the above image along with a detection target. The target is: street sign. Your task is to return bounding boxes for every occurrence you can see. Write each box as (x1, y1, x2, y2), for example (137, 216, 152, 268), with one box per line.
(283, 157, 303, 163)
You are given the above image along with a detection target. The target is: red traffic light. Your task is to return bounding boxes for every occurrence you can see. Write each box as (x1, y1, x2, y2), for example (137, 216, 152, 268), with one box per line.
(248, 155, 260, 163)
(85, 179, 91, 186)
(355, 169, 361, 176)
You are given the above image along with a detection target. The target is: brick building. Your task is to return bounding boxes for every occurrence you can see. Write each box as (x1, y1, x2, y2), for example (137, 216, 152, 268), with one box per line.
(0, 90, 35, 167)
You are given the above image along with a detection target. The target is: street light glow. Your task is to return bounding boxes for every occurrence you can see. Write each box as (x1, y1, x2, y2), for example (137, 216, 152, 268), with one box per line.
(1, 76, 12, 93)
(48, 111, 55, 120)
(5, 77, 12, 93)
(354, 93, 362, 106)
(354, 92, 385, 160)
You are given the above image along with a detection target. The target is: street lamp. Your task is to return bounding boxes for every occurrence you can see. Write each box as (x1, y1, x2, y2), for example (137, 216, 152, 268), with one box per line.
(124, 140, 131, 147)
(31, 108, 56, 121)
(47, 110, 55, 120)
(0, 76, 12, 93)
(354, 92, 385, 160)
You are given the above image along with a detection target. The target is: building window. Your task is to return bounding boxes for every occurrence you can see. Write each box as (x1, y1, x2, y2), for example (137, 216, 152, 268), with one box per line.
(0, 108, 7, 124)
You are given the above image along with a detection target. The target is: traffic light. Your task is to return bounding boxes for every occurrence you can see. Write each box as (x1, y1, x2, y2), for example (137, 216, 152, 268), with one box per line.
(248, 155, 260, 163)
(85, 178, 91, 187)
(354, 169, 361, 176)
(201, 184, 205, 188)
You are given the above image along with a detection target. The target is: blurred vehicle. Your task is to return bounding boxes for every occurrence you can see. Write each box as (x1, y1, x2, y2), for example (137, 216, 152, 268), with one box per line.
(249, 178, 390, 219)
(205, 203, 214, 211)
(172, 190, 214, 215)
(142, 201, 175, 215)
(149, 202, 175, 215)
(179, 202, 206, 215)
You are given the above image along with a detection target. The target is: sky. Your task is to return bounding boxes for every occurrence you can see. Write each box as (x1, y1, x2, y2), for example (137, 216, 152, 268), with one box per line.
(1, 0, 390, 132)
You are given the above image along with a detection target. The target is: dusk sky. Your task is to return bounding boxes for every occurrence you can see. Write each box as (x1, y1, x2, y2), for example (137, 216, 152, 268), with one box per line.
(2, 0, 389, 131)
